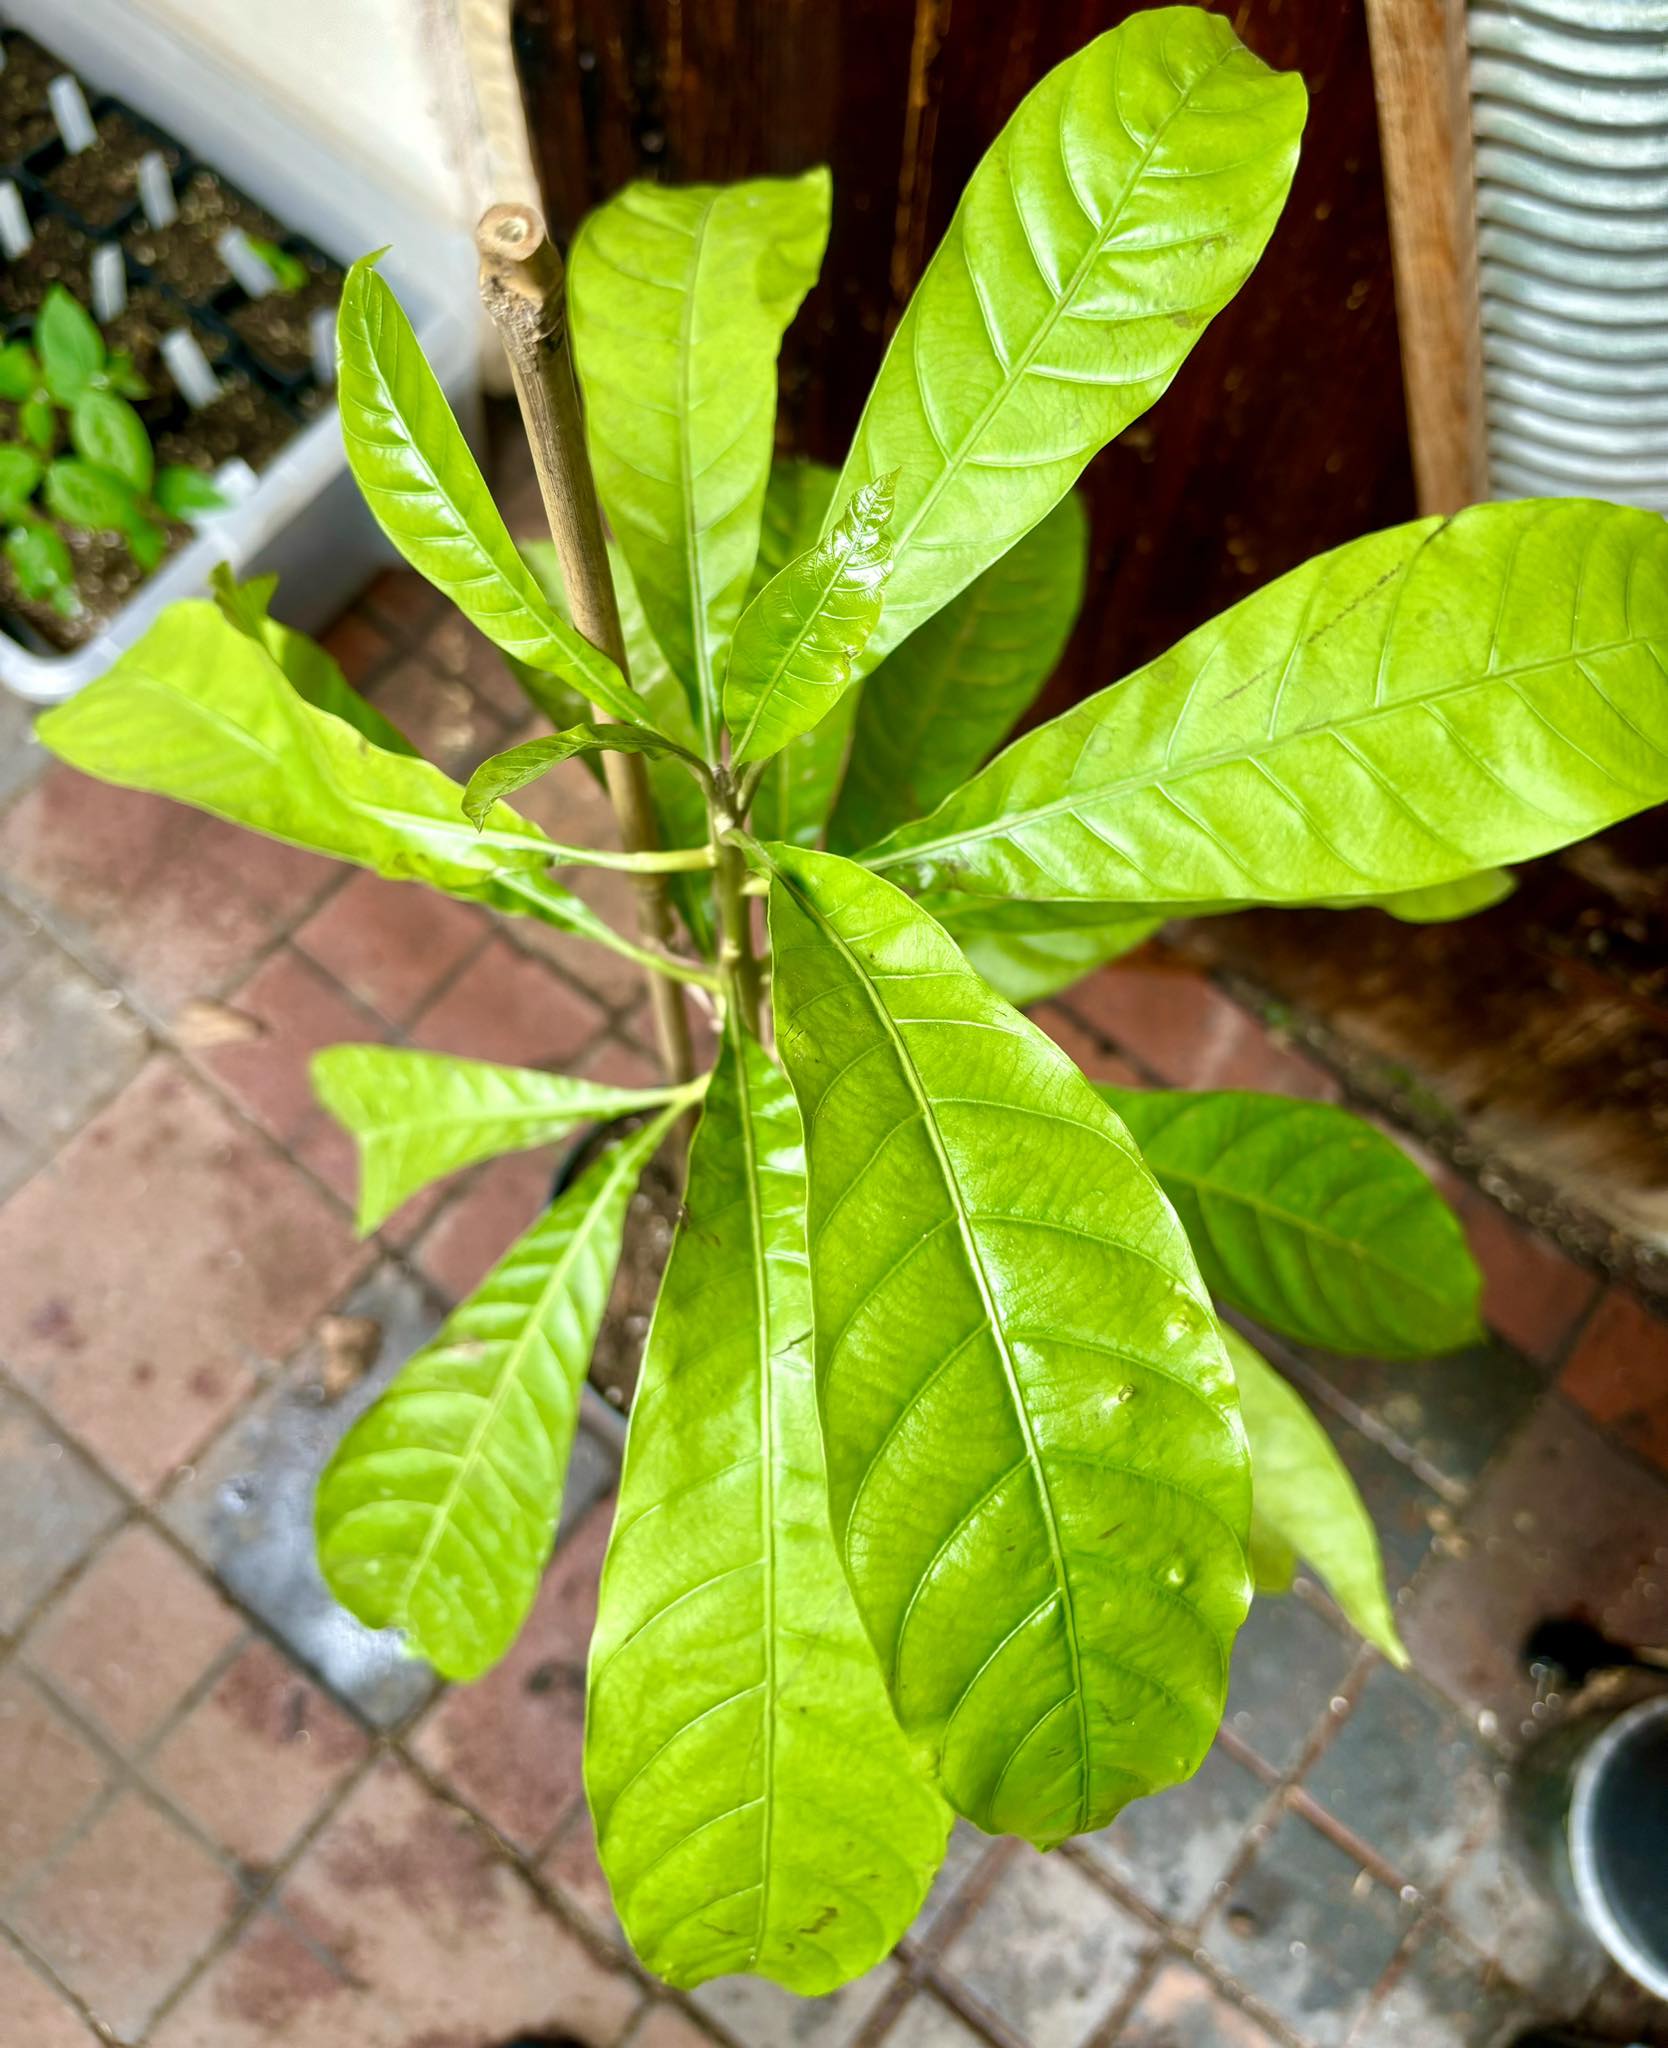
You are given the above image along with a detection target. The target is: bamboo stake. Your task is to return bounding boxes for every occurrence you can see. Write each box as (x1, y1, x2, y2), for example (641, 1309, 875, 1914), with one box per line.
(476, 201, 696, 1087)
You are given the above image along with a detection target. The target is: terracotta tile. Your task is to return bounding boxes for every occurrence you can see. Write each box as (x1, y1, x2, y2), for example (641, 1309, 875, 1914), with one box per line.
(294, 871, 487, 1027)
(0, 682, 48, 808)
(25, 1525, 241, 1749)
(625, 2003, 725, 2048)
(1115, 1963, 1283, 2047)
(293, 1109, 445, 1246)
(361, 566, 446, 643)
(147, 1906, 367, 2048)
(149, 1639, 368, 1870)
(1080, 1743, 1266, 1923)
(0, 933, 147, 1151)
(1069, 950, 1340, 1100)
(541, 1800, 624, 1949)
(1402, 1397, 1668, 1744)
(577, 1033, 669, 1090)
(511, 754, 624, 853)
(0, 1671, 110, 1894)
(412, 933, 604, 1071)
(1560, 1289, 1668, 1472)
(423, 608, 530, 722)
(0, 1939, 103, 2047)
(0, 1058, 361, 1492)
(0, 1386, 122, 1632)
(193, 946, 384, 1147)
(413, 1145, 559, 1302)
(519, 864, 655, 1011)
(1457, 1189, 1598, 1364)
(1032, 1003, 1146, 1086)
(694, 1959, 899, 2048)
(881, 1992, 989, 2048)
(319, 608, 392, 687)
(411, 1497, 613, 1852)
(367, 655, 507, 778)
(8, 1791, 240, 2041)
(0, 768, 331, 1015)
(1348, 1927, 1537, 2048)
(281, 1758, 641, 2045)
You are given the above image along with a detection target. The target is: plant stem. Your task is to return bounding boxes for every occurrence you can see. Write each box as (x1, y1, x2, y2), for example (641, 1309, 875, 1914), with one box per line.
(712, 779, 764, 1039)
(476, 202, 697, 1088)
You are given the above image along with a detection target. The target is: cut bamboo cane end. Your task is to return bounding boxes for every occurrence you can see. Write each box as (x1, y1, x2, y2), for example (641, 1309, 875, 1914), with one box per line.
(475, 201, 563, 323)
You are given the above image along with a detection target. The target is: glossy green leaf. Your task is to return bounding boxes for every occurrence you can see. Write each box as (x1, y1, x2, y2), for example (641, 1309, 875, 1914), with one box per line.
(765, 844, 1250, 1847)
(71, 389, 153, 495)
(866, 499, 1668, 910)
(154, 465, 228, 520)
(4, 516, 77, 616)
(830, 10, 1303, 674)
(588, 1027, 949, 1992)
(44, 457, 133, 533)
(0, 446, 42, 517)
(1247, 1514, 1297, 1595)
(210, 565, 417, 756)
(316, 1105, 682, 1679)
(124, 511, 165, 573)
(1220, 1323, 1407, 1665)
(0, 342, 39, 403)
(335, 254, 646, 729)
(1376, 871, 1515, 923)
(463, 723, 705, 830)
(310, 1044, 685, 1234)
(19, 395, 56, 455)
(570, 172, 831, 752)
(727, 475, 898, 765)
(831, 493, 1089, 852)
(953, 907, 1161, 1006)
(746, 459, 854, 849)
(35, 601, 634, 954)
(36, 286, 104, 404)
(1097, 1085, 1482, 1358)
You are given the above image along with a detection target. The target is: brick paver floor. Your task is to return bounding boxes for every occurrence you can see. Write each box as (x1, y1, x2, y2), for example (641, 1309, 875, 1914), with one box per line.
(2, 488, 1667, 2048)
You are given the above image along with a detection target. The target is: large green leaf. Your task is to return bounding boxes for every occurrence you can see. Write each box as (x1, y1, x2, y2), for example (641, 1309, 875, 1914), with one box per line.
(954, 906, 1160, 1006)
(765, 845, 1250, 1848)
(311, 1045, 685, 1234)
(462, 723, 706, 831)
(316, 1105, 681, 1680)
(35, 602, 635, 952)
(829, 9, 1303, 676)
(831, 493, 1089, 852)
(336, 254, 645, 728)
(570, 173, 831, 753)
(865, 499, 1668, 908)
(210, 564, 417, 756)
(1098, 1086, 1481, 1358)
(747, 459, 853, 849)
(726, 475, 898, 765)
(1220, 1324, 1406, 1665)
(588, 1028, 949, 1992)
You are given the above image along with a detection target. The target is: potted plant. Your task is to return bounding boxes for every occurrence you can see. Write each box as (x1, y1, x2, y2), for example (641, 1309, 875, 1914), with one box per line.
(33, 1, 1668, 2001)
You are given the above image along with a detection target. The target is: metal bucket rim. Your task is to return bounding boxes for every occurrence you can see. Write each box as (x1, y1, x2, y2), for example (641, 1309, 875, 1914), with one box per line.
(1568, 1692, 1668, 2000)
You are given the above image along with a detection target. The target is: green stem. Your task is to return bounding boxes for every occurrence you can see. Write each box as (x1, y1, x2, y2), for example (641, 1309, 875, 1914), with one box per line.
(499, 873, 722, 991)
(543, 841, 717, 875)
(712, 794, 764, 1037)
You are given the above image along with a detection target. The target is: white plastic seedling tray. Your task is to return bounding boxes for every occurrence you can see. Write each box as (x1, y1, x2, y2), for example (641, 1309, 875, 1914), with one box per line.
(0, 0, 481, 702)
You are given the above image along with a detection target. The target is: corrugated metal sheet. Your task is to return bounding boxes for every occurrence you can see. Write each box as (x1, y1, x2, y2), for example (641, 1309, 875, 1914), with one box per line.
(1469, 0, 1668, 509)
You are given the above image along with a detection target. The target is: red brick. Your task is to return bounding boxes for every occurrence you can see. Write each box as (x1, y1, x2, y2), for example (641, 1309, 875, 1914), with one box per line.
(9, 1792, 240, 2040)
(1032, 1004, 1145, 1087)
(0, 1386, 122, 1632)
(1458, 1190, 1598, 1364)
(318, 608, 392, 687)
(413, 1146, 560, 1303)
(424, 608, 530, 722)
(411, 1498, 614, 1852)
(519, 862, 654, 1010)
(0, 1059, 361, 1492)
(0, 1670, 110, 1892)
(627, 2005, 724, 2048)
(147, 1907, 363, 2048)
(0, 934, 147, 1151)
(411, 934, 603, 1070)
(0, 768, 331, 1015)
(0, 1941, 102, 2047)
(511, 754, 623, 852)
(577, 1033, 667, 1090)
(150, 1639, 368, 1869)
(26, 1526, 240, 1748)
(293, 1111, 445, 1247)
(194, 947, 384, 1146)
(367, 655, 506, 779)
(294, 870, 486, 1027)
(361, 566, 445, 643)
(281, 1759, 641, 2045)
(1562, 1290, 1668, 1471)
(1070, 949, 1340, 1099)
(541, 1800, 625, 1949)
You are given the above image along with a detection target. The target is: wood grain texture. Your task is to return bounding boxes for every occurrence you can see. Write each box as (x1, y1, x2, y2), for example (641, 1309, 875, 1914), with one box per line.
(1362, 0, 1486, 514)
(512, 0, 1416, 712)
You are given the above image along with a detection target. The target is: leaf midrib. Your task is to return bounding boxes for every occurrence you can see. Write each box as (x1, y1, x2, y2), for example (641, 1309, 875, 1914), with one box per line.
(872, 33, 1232, 587)
(868, 628, 1661, 876)
(781, 867, 1091, 1835)
(732, 511, 872, 761)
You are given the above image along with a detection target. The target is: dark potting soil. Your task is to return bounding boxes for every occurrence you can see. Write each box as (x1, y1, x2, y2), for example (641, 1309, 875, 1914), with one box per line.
(104, 292, 234, 428)
(44, 109, 180, 232)
(0, 34, 60, 165)
(228, 268, 342, 383)
(124, 168, 285, 300)
(0, 525, 169, 656)
(589, 1142, 683, 1413)
(155, 373, 297, 475)
(0, 211, 94, 321)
